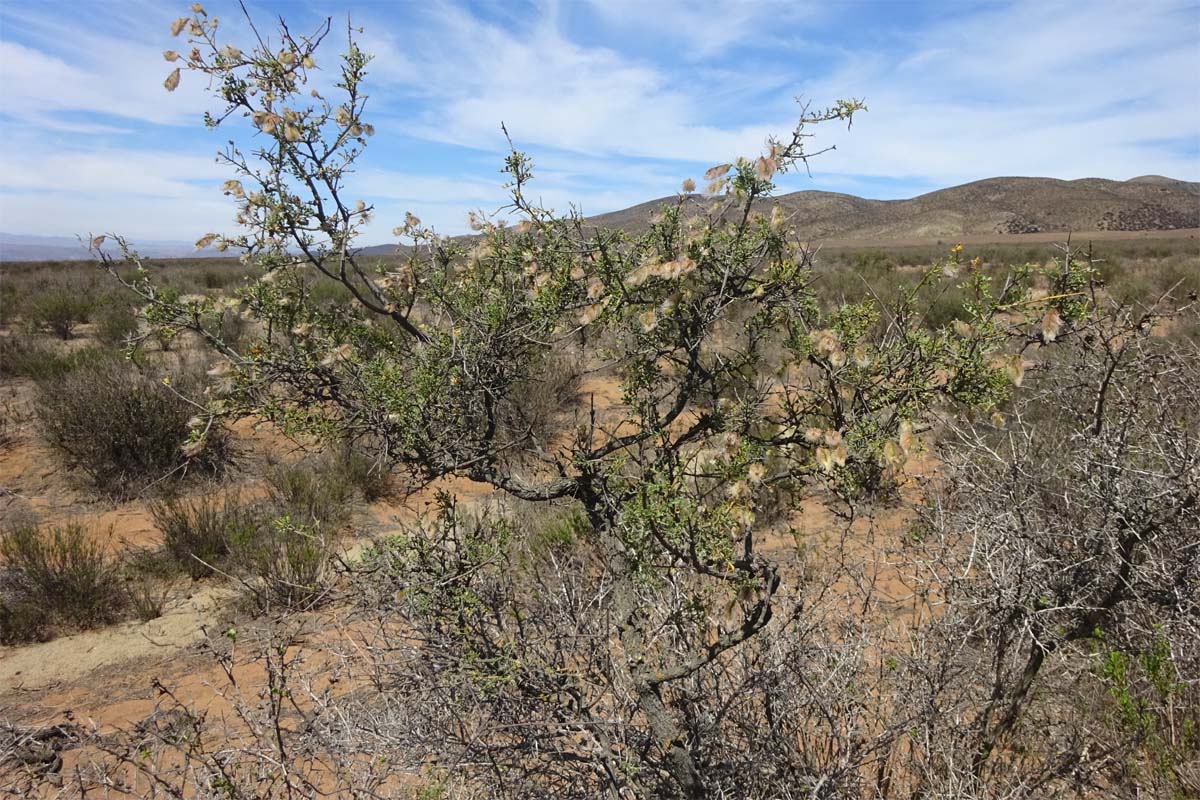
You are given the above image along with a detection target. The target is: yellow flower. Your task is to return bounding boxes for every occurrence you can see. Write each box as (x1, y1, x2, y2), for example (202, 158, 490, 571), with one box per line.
(950, 243, 964, 253)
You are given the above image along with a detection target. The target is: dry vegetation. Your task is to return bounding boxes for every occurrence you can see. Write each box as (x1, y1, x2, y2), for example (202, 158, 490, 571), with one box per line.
(1, 7, 1198, 800)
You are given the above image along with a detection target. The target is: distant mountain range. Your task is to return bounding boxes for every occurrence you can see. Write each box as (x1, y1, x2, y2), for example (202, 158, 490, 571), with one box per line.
(0, 233, 231, 263)
(4, 176, 1197, 262)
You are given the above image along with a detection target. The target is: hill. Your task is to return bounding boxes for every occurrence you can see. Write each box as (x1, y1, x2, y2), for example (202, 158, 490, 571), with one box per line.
(582, 176, 1200, 241)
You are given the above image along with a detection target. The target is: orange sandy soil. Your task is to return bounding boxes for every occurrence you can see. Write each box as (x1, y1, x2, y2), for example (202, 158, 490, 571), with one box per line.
(0, 336, 932, 795)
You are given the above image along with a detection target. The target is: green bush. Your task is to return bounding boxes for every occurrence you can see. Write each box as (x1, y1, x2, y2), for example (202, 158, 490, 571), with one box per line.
(266, 457, 355, 529)
(0, 335, 111, 380)
(150, 491, 261, 579)
(95, 300, 140, 346)
(238, 515, 334, 611)
(0, 522, 126, 641)
(30, 288, 94, 339)
(34, 360, 231, 498)
(335, 445, 394, 502)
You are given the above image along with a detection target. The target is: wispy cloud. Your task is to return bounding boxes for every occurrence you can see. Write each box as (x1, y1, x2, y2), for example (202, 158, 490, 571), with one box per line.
(0, 0, 1195, 241)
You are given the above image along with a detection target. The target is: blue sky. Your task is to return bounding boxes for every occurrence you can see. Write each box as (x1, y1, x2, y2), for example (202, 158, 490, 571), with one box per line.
(0, 0, 1197, 242)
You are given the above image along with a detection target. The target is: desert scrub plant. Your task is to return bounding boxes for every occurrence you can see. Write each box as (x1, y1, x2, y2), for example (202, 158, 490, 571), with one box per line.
(34, 359, 231, 498)
(150, 490, 260, 579)
(87, 6, 1115, 797)
(907, 304, 1200, 794)
(235, 514, 335, 612)
(29, 286, 94, 339)
(0, 335, 111, 380)
(0, 522, 126, 639)
(333, 444, 393, 501)
(94, 298, 140, 346)
(265, 457, 355, 530)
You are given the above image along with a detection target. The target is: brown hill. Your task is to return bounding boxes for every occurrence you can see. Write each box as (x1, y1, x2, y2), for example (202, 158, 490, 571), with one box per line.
(583, 175, 1200, 240)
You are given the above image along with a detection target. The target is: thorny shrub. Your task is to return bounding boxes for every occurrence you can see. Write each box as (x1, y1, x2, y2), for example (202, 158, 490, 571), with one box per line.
(64, 5, 1198, 799)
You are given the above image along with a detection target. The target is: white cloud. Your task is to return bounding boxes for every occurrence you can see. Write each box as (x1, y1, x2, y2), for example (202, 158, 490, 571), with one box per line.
(798, 0, 1200, 185)
(358, 3, 789, 164)
(0, 0, 1195, 243)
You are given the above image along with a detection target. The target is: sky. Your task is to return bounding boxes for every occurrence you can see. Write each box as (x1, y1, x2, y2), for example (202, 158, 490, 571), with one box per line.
(0, 0, 1197, 243)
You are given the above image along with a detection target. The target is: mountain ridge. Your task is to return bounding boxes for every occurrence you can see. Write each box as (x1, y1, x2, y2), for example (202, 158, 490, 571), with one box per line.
(578, 175, 1200, 242)
(4, 176, 1197, 262)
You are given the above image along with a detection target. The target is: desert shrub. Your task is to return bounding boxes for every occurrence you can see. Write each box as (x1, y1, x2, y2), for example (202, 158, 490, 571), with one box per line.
(91, 8, 1132, 797)
(124, 574, 171, 622)
(0, 284, 20, 326)
(34, 360, 230, 498)
(201, 267, 242, 290)
(30, 287, 93, 339)
(0, 335, 109, 380)
(95, 299, 140, 346)
(0, 522, 126, 639)
(852, 248, 894, 277)
(334, 444, 394, 502)
(921, 282, 973, 328)
(150, 491, 260, 579)
(306, 278, 355, 307)
(0, 597, 51, 645)
(236, 515, 334, 611)
(265, 458, 355, 529)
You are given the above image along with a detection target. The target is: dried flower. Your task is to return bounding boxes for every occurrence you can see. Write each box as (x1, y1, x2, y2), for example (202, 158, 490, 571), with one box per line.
(704, 163, 732, 181)
(222, 179, 245, 198)
(163, 50, 180, 62)
(1040, 309, 1063, 343)
(170, 17, 188, 36)
(754, 156, 777, 180)
(194, 233, 218, 250)
(1004, 356, 1027, 387)
(302, 55, 316, 69)
(830, 444, 848, 467)
(639, 310, 658, 332)
(747, 462, 766, 484)
(181, 437, 207, 459)
(164, 68, 181, 92)
(770, 205, 786, 231)
(810, 328, 839, 356)
(681, 178, 696, 193)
